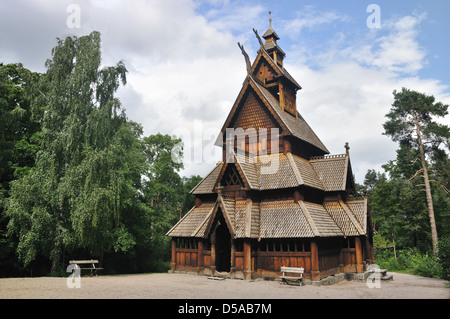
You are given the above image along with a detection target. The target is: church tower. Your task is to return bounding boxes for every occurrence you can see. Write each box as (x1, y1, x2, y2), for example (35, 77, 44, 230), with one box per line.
(217, 13, 327, 160)
(167, 13, 373, 283)
(252, 12, 301, 118)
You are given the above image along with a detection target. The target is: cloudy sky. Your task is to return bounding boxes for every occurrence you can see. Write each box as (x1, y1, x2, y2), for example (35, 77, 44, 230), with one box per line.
(1, 0, 449, 184)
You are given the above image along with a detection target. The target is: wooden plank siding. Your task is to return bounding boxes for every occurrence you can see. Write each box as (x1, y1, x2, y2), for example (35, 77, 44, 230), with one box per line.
(317, 238, 342, 279)
(203, 250, 211, 268)
(167, 21, 373, 282)
(228, 90, 279, 157)
(171, 236, 363, 279)
(258, 251, 311, 273)
(172, 245, 359, 280)
(341, 248, 357, 273)
(175, 248, 198, 269)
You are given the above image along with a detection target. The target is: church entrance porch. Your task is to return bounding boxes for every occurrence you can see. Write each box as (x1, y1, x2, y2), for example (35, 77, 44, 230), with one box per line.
(213, 214, 231, 272)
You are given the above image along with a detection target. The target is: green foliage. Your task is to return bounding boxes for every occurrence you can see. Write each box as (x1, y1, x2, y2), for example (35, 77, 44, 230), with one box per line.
(437, 236, 450, 280)
(0, 31, 213, 276)
(410, 251, 442, 278)
(375, 248, 413, 271)
(383, 87, 449, 149)
(364, 169, 387, 194)
(142, 133, 183, 260)
(372, 233, 393, 248)
(0, 63, 44, 275)
(113, 225, 136, 253)
(0, 63, 42, 183)
(375, 248, 442, 278)
(5, 32, 143, 273)
(370, 175, 429, 250)
(181, 175, 203, 212)
(370, 88, 450, 258)
(0, 63, 43, 210)
(1, 31, 205, 275)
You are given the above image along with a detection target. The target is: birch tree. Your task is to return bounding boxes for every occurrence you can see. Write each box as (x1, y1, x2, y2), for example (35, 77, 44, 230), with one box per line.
(6, 32, 144, 272)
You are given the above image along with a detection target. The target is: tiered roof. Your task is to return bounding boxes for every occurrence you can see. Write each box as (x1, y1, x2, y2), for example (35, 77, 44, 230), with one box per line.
(189, 152, 353, 194)
(215, 76, 326, 153)
(166, 196, 367, 239)
(166, 16, 368, 241)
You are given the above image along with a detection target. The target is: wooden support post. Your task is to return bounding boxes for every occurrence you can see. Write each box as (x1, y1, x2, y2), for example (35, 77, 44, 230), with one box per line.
(257, 243, 262, 278)
(310, 240, 320, 281)
(365, 236, 374, 265)
(283, 139, 291, 155)
(230, 239, 236, 279)
(293, 190, 303, 203)
(198, 240, 204, 275)
(195, 197, 202, 208)
(171, 239, 176, 271)
(355, 237, 364, 273)
(210, 235, 216, 277)
(243, 239, 252, 280)
(279, 82, 285, 111)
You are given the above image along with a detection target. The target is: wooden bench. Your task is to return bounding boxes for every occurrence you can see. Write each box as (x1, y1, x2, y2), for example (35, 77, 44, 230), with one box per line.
(69, 260, 103, 276)
(280, 266, 304, 285)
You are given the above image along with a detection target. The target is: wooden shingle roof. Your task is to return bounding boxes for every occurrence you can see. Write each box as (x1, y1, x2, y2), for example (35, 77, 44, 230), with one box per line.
(234, 199, 260, 238)
(191, 152, 353, 195)
(310, 155, 350, 191)
(289, 154, 324, 190)
(323, 201, 365, 236)
(260, 200, 315, 238)
(165, 203, 215, 237)
(255, 153, 299, 190)
(190, 162, 224, 195)
(250, 77, 328, 153)
(346, 198, 368, 233)
(301, 202, 344, 237)
(215, 76, 328, 154)
(262, 26, 280, 40)
(252, 49, 298, 89)
(167, 197, 367, 239)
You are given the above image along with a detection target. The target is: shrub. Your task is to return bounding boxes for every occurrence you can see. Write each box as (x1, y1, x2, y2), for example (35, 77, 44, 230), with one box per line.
(374, 248, 443, 279)
(374, 248, 414, 271)
(410, 252, 442, 278)
(437, 236, 450, 280)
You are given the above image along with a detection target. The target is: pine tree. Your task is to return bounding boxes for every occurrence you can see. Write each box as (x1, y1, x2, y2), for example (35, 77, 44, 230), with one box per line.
(383, 88, 450, 257)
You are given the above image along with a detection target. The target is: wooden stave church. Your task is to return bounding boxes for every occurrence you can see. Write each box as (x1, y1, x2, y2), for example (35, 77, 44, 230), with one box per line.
(166, 18, 374, 282)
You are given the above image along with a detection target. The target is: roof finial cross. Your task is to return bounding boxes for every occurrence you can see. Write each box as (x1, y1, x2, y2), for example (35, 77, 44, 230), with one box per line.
(269, 11, 272, 28)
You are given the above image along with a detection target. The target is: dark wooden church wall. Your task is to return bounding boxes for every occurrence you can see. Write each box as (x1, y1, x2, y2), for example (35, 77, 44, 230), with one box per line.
(255, 238, 312, 278)
(173, 238, 197, 271)
(317, 237, 343, 278)
(285, 135, 327, 159)
(226, 89, 281, 157)
(257, 251, 311, 273)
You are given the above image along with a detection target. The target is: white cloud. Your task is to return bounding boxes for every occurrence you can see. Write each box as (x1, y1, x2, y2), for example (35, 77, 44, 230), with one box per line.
(204, 2, 265, 35)
(1, 1, 448, 183)
(285, 11, 449, 182)
(281, 5, 350, 38)
(345, 13, 428, 75)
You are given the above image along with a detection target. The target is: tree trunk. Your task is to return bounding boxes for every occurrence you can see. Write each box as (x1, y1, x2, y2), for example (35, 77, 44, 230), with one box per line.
(415, 116, 439, 257)
(392, 229, 397, 261)
(50, 239, 61, 274)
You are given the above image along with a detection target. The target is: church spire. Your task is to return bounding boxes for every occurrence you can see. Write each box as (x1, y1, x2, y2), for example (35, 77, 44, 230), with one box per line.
(250, 12, 301, 117)
(261, 11, 285, 66)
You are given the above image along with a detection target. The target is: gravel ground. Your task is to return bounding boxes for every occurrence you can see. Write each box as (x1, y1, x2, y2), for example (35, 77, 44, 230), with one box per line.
(0, 272, 448, 299)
